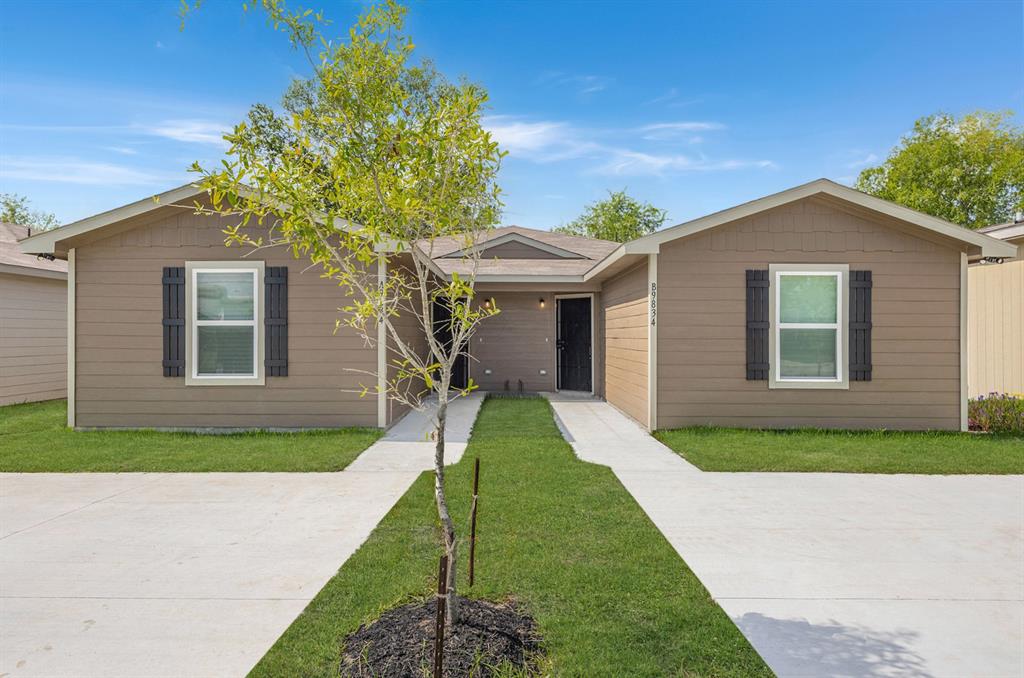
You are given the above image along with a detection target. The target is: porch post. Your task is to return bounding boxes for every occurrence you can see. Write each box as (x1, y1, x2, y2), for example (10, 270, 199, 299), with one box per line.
(647, 253, 658, 431)
(960, 251, 968, 432)
(67, 248, 76, 428)
(377, 254, 388, 429)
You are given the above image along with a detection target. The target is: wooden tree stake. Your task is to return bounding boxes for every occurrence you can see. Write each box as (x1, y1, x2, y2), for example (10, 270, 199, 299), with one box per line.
(469, 457, 480, 587)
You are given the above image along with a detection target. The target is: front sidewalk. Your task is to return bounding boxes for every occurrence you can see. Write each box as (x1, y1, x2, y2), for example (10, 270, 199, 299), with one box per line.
(0, 394, 483, 678)
(545, 394, 1024, 678)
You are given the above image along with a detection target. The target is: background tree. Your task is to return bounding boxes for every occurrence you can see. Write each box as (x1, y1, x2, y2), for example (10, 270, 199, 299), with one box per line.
(182, 0, 503, 623)
(554, 189, 666, 242)
(856, 111, 1024, 229)
(0, 193, 61, 231)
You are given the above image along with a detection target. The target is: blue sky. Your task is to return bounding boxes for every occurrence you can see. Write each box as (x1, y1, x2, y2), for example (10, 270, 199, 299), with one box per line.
(1, 0, 1021, 229)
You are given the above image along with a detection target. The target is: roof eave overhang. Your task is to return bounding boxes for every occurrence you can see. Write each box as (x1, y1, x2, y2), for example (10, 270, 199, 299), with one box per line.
(0, 262, 67, 280)
(19, 183, 356, 259)
(19, 183, 207, 258)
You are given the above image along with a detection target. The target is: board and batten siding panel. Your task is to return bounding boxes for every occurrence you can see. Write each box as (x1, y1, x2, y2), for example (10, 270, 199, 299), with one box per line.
(0, 272, 67, 405)
(656, 196, 962, 430)
(73, 210, 377, 428)
(968, 259, 1024, 397)
(601, 261, 648, 426)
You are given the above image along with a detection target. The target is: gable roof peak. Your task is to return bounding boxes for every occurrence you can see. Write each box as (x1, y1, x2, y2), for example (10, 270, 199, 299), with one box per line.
(622, 177, 1015, 259)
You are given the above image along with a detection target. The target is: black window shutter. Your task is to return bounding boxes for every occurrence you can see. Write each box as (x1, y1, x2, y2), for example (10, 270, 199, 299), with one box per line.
(162, 267, 185, 377)
(850, 270, 872, 381)
(265, 266, 288, 376)
(746, 269, 770, 380)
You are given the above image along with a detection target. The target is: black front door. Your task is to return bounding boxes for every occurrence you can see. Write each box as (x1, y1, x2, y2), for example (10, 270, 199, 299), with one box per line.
(431, 300, 469, 390)
(557, 297, 592, 391)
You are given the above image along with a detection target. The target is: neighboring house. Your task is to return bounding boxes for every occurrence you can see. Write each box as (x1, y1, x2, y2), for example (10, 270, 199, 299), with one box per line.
(968, 220, 1024, 397)
(20, 179, 1014, 431)
(1, 223, 68, 406)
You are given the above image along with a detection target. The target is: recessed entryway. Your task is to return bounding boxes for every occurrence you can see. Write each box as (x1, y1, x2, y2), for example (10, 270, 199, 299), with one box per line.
(556, 295, 593, 392)
(431, 299, 469, 389)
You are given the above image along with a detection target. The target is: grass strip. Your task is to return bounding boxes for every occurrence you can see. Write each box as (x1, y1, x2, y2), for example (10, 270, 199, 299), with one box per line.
(0, 400, 380, 472)
(251, 396, 771, 677)
(655, 426, 1024, 474)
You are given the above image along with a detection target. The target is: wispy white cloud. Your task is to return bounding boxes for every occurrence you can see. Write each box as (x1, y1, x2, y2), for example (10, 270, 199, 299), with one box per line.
(844, 152, 878, 169)
(102, 146, 138, 155)
(637, 121, 727, 140)
(594, 150, 776, 177)
(535, 71, 612, 96)
(139, 119, 230, 146)
(643, 87, 704, 108)
(486, 115, 774, 177)
(0, 118, 231, 147)
(484, 117, 599, 162)
(0, 156, 176, 185)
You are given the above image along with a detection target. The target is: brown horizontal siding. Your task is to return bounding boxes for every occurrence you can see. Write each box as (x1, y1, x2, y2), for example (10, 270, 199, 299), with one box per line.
(656, 196, 962, 431)
(73, 210, 376, 428)
(0, 272, 66, 406)
(601, 261, 648, 425)
(472, 293, 556, 392)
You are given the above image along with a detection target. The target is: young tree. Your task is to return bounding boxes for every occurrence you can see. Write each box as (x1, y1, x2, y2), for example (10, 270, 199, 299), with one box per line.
(554, 189, 666, 242)
(856, 111, 1024, 229)
(182, 0, 503, 622)
(0, 193, 61, 231)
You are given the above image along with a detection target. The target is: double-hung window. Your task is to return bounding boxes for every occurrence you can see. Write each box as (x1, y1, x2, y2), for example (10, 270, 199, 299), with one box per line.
(185, 261, 265, 385)
(769, 263, 848, 389)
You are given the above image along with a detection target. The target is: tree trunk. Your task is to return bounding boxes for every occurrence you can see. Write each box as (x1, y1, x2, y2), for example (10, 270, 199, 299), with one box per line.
(433, 397, 459, 625)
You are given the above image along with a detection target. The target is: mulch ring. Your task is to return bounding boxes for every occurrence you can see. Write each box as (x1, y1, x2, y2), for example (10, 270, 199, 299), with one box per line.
(340, 595, 543, 677)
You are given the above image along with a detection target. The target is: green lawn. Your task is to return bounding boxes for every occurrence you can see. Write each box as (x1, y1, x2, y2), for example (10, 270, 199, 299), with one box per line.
(655, 426, 1024, 474)
(252, 396, 770, 677)
(0, 400, 381, 472)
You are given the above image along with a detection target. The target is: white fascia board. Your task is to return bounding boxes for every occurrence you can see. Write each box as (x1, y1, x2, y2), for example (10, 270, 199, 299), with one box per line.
(467, 274, 586, 284)
(447, 232, 584, 259)
(980, 222, 1024, 241)
(627, 178, 1018, 259)
(582, 245, 627, 281)
(20, 182, 359, 257)
(20, 183, 206, 255)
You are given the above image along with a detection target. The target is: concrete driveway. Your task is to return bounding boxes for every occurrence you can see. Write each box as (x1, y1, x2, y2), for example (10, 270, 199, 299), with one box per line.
(547, 395, 1024, 678)
(0, 395, 482, 678)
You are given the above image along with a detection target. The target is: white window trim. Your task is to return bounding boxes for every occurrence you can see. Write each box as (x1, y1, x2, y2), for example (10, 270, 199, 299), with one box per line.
(768, 263, 849, 390)
(185, 260, 265, 386)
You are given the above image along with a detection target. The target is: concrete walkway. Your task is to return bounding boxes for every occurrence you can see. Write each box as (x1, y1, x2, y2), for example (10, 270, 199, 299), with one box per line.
(0, 394, 483, 678)
(546, 394, 1024, 678)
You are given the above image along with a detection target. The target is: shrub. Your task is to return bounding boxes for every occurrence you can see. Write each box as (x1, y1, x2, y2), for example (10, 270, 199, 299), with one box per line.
(968, 393, 1024, 433)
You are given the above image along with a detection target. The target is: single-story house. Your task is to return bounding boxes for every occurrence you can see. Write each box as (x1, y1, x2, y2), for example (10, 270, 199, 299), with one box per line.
(20, 179, 1015, 432)
(1, 223, 68, 406)
(968, 219, 1024, 397)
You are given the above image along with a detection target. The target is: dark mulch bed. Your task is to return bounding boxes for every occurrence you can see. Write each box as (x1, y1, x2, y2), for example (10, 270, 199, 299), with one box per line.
(340, 596, 542, 677)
